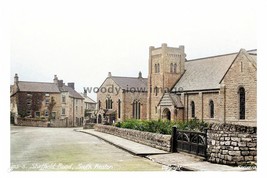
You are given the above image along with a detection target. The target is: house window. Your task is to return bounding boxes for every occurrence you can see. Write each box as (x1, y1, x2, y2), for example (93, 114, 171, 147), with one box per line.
(81, 106, 83, 115)
(27, 110, 31, 116)
(45, 93, 50, 97)
(155, 106, 157, 114)
(239, 87, 246, 120)
(27, 99, 32, 106)
(174, 63, 177, 73)
(76, 106, 78, 114)
(45, 110, 49, 117)
(27, 93, 32, 97)
(157, 63, 160, 73)
(118, 99, 121, 118)
(132, 100, 141, 119)
(170, 63, 173, 73)
(45, 98, 50, 105)
(62, 108, 65, 115)
(62, 95, 66, 103)
(51, 112, 56, 119)
(209, 100, 214, 118)
(35, 111, 40, 117)
(191, 101, 195, 118)
(155, 64, 157, 73)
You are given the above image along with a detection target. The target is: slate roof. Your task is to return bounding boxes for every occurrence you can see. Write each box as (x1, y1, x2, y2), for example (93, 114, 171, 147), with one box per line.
(17, 81, 60, 93)
(172, 53, 238, 92)
(59, 85, 84, 99)
(80, 93, 97, 103)
(158, 92, 183, 108)
(111, 76, 148, 91)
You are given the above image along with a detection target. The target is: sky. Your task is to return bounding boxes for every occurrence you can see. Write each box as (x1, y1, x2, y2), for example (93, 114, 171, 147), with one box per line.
(9, 0, 256, 101)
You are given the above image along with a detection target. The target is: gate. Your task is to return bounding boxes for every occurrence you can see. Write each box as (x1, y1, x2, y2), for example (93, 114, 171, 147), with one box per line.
(171, 126, 207, 158)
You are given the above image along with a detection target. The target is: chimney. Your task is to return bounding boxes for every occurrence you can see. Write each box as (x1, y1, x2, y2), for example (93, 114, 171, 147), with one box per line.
(108, 72, 112, 77)
(14, 73, 19, 84)
(58, 80, 63, 87)
(53, 75, 58, 84)
(138, 71, 142, 79)
(83, 87, 87, 97)
(68, 82, 75, 90)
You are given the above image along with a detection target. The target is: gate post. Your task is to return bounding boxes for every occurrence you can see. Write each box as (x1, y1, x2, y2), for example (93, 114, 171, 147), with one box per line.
(171, 126, 177, 153)
(204, 128, 208, 160)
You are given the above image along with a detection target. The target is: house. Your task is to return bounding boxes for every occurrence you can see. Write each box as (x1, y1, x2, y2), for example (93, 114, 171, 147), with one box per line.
(10, 74, 84, 127)
(81, 89, 97, 120)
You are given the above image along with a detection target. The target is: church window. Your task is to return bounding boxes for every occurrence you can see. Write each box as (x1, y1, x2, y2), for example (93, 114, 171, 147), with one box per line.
(155, 64, 157, 73)
(239, 87, 245, 120)
(209, 100, 214, 118)
(170, 63, 173, 73)
(174, 63, 177, 73)
(132, 100, 141, 119)
(191, 101, 195, 118)
(157, 63, 160, 73)
(106, 97, 113, 109)
(98, 100, 101, 110)
(118, 99, 121, 118)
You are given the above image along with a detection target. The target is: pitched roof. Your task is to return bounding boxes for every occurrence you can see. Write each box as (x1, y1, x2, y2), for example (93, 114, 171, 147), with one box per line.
(158, 92, 183, 108)
(17, 81, 60, 93)
(172, 53, 238, 92)
(80, 93, 97, 103)
(59, 85, 84, 99)
(110, 76, 148, 91)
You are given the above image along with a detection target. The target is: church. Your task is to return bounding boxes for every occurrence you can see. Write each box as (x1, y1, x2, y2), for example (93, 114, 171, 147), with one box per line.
(96, 43, 257, 126)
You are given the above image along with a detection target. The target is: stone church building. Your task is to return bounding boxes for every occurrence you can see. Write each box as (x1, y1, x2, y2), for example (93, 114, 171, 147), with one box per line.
(97, 44, 257, 126)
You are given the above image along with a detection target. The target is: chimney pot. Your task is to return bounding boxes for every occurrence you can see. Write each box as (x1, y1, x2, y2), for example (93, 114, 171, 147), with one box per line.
(108, 72, 112, 77)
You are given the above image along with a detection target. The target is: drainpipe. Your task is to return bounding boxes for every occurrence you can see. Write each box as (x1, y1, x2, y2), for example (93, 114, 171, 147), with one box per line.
(186, 92, 189, 122)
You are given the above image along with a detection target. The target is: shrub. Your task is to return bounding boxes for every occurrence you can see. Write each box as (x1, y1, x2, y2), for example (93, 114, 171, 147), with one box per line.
(115, 119, 208, 134)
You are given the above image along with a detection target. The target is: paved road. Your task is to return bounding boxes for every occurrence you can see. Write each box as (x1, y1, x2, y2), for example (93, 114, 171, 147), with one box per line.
(10, 126, 164, 171)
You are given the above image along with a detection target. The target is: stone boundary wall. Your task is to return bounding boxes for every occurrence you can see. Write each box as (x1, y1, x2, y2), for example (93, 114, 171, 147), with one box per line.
(94, 124, 171, 151)
(207, 123, 257, 165)
(16, 118, 49, 127)
(16, 118, 70, 127)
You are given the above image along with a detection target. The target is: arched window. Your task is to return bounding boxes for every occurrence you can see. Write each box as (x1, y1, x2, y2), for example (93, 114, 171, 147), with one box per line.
(239, 87, 245, 120)
(98, 100, 101, 110)
(191, 101, 195, 118)
(155, 64, 157, 73)
(174, 63, 177, 73)
(170, 63, 173, 73)
(154, 86, 158, 96)
(209, 100, 214, 118)
(106, 97, 113, 109)
(118, 99, 121, 118)
(157, 63, 160, 73)
(132, 100, 141, 119)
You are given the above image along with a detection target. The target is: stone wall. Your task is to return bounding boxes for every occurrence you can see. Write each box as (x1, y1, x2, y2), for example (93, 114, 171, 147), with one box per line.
(94, 124, 171, 151)
(16, 118, 49, 127)
(207, 123, 257, 165)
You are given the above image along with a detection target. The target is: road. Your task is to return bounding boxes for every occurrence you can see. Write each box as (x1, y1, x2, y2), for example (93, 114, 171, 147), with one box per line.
(10, 126, 164, 171)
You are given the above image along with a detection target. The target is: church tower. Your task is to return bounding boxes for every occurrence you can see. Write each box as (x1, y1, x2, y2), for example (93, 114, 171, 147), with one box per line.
(147, 43, 186, 120)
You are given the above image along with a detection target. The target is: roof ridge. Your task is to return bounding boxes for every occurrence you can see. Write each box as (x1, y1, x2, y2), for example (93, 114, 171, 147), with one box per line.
(111, 76, 148, 79)
(187, 52, 238, 62)
(19, 81, 55, 84)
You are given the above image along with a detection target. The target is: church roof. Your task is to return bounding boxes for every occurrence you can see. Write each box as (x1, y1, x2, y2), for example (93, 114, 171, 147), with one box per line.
(172, 52, 238, 92)
(110, 76, 148, 92)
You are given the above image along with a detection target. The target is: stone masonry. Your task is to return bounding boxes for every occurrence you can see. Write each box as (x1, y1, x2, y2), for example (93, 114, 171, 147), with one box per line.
(94, 124, 171, 151)
(207, 123, 257, 165)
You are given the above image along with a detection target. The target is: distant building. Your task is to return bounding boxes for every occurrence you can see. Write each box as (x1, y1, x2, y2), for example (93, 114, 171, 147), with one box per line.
(10, 74, 84, 127)
(80, 89, 97, 120)
(96, 44, 257, 126)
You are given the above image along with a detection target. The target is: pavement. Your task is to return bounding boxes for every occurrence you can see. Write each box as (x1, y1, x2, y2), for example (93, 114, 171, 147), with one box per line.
(76, 128, 255, 171)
